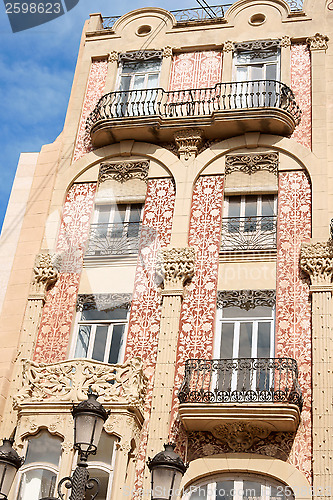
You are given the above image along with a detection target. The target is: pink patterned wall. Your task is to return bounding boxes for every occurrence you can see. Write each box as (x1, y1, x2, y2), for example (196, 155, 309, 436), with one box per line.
(169, 51, 223, 90)
(291, 44, 312, 149)
(34, 183, 96, 363)
(170, 175, 224, 445)
(124, 178, 175, 493)
(276, 170, 312, 482)
(73, 59, 108, 163)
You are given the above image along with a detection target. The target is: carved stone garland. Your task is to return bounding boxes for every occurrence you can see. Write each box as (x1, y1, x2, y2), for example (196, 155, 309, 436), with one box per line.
(225, 152, 278, 176)
(98, 160, 149, 184)
(174, 129, 204, 161)
(76, 293, 132, 312)
(217, 289, 276, 310)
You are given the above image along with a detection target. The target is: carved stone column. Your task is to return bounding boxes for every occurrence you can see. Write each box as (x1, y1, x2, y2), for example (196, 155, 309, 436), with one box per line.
(300, 241, 333, 498)
(143, 248, 195, 487)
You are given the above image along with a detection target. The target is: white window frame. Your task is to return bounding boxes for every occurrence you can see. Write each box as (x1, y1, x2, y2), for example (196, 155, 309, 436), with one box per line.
(70, 310, 129, 365)
(116, 59, 161, 92)
(93, 203, 144, 226)
(233, 46, 281, 82)
(223, 195, 277, 220)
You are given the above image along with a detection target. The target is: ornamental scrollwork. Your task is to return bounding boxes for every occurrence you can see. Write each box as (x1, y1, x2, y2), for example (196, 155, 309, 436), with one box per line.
(76, 293, 132, 312)
(98, 160, 149, 184)
(217, 289, 276, 310)
(174, 129, 204, 160)
(156, 247, 195, 290)
(225, 152, 278, 176)
(31, 252, 59, 295)
(234, 39, 280, 52)
(306, 33, 329, 51)
(300, 241, 333, 285)
(212, 422, 271, 451)
(118, 50, 163, 63)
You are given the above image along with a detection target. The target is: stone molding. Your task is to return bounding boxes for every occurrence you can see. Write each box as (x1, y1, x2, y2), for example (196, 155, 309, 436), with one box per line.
(108, 50, 118, 62)
(306, 33, 329, 51)
(76, 293, 132, 312)
(14, 357, 147, 408)
(300, 241, 333, 286)
(157, 247, 195, 291)
(212, 422, 271, 451)
(31, 252, 59, 297)
(118, 50, 163, 63)
(163, 46, 173, 58)
(217, 289, 276, 310)
(98, 160, 149, 184)
(223, 40, 233, 52)
(225, 152, 278, 176)
(174, 129, 204, 160)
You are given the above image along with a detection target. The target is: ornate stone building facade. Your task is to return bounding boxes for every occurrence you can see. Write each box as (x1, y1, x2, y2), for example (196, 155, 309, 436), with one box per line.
(0, 0, 332, 499)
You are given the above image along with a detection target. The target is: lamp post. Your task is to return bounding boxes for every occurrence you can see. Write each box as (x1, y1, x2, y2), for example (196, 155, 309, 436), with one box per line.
(148, 443, 188, 500)
(0, 439, 24, 499)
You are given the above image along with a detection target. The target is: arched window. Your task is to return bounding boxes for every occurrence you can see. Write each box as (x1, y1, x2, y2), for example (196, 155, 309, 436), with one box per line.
(183, 475, 294, 500)
(85, 431, 118, 500)
(16, 430, 62, 500)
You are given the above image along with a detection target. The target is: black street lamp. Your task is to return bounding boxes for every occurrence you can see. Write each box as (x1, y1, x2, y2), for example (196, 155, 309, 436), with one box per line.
(0, 439, 24, 499)
(148, 443, 188, 500)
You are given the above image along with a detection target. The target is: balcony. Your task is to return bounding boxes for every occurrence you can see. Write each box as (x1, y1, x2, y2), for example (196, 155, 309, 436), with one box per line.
(85, 222, 141, 258)
(178, 358, 302, 434)
(86, 80, 301, 147)
(221, 216, 277, 252)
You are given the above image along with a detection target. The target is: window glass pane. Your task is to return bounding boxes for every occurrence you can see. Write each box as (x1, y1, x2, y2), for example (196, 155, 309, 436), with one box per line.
(220, 323, 234, 359)
(129, 204, 143, 223)
(25, 431, 62, 466)
(133, 74, 145, 89)
(216, 481, 233, 500)
(242, 481, 261, 499)
(75, 325, 91, 358)
(85, 468, 109, 500)
(147, 73, 159, 87)
(112, 205, 126, 224)
(18, 469, 57, 500)
(228, 197, 241, 218)
(239, 322, 253, 358)
(81, 308, 128, 321)
(189, 484, 207, 500)
(236, 65, 248, 81)
(262, 196, 275, 216)
(108, 324, 125, 364)
(222, 306, 273, 319)
(251, 64, 264, 80)
(266, 63, 277, 81)
(97, 205, 111, 224)
(92, 325, 108, 362)
(119, 75, 131, 91)
(257, 322, 271, 358)
(244, 196, 258, 218)
(91, 432, 118, 465)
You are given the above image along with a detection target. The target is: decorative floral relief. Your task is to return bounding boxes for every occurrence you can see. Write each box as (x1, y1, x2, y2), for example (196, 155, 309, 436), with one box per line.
(73, 59, 108, 162)
(276, 171, 312, 482)
(124, 178, 175, 494)
(291, 44, 311, 149)
(170, 176, 224, 445)
(169, 51, 223, 90)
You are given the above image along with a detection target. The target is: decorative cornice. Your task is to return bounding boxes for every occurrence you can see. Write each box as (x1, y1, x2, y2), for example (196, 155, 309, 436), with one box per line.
(163, 46, 173, 58)
(108, 50, 118, 63)
(223, 40, 233, 52)
(118, 50, 163, 63)
(156, 247, 195, 291)
(234, 39, 280, 52)
(217, 289, 276, 310)
(174, 129, 204, 160)
(31, 253, 59, 297)
(300, 241, 333, 286)
(225, 152, 279, 176)
(98, 160, 149, 184)
(212, 422, 271, 451)
(306, 33, 329, 51)
(76, 293, 132, 312)
(280, 36, 291, 48)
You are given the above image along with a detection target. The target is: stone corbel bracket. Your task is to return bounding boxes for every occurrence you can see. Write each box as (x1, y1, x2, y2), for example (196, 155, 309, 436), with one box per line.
(156, 247, 195, 295)
(300, 241, 333, 290)
(306, 33, 329, 51)
(30, 252, 59, 299)
(174, 129, 204, 161)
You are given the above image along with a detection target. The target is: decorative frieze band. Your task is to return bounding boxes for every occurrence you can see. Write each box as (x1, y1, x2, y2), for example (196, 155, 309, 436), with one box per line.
(300, 241, 333, 286)
(174, 129, 204, 160)
(225, 152, 279, 176)
(212, 422, 271, 451)
(118, 50, 163, 63)
(98, 160, 149, 184)
(31, 253, 59, 297)
(306, 33, 329, 51)
(76, 293, 132, 312)
(234, 39, 280, 52)
(217, 289, 276, 310)
(157, 247, 195, 291)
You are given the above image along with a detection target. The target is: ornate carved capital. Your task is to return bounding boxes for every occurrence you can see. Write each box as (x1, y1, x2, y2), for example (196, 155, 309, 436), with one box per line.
(280, 36, 291, 48)
(300, 241, 333, 286)
(217, 289, 276, 310)
(306, 33, 329, 51)
(157, 247, 195, 291)
(108, 50, 118, 63)
(99, 160, 149, 184)
(163, 46, 173, 58)
(174, 129, 203, 160)
(212, 422, 271, 451)
(223, 40, 233, 52)
(31, 253, 59, 297)
(77, 293, 132, 312)
(225, 152, 278, 176)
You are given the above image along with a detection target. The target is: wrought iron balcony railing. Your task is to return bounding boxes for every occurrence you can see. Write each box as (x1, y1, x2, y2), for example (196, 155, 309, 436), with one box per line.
(178, 358, 303, 409)
(221, 215, 277, 251)
(86, 80, 301, 132)
(85, 222, 141, 257)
